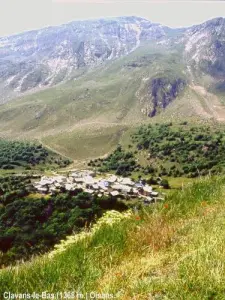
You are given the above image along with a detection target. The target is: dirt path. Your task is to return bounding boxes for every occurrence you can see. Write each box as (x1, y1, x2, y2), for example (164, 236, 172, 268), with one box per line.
(66, 121, 127, 132)
(189, 84, 225, 122)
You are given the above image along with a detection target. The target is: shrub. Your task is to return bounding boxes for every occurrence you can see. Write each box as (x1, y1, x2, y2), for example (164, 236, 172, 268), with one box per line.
(160, 179, 170, 189)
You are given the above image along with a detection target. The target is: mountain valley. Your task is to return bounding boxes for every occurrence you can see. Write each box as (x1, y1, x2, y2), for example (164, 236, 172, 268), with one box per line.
(0, 17, 225, 163)
(1, 14, 225, 298)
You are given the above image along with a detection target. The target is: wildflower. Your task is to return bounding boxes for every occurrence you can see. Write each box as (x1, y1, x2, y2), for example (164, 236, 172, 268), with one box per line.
(164, 203, 169, 209)
(135, 216, 141, 221)
(48, 210, 133, 259)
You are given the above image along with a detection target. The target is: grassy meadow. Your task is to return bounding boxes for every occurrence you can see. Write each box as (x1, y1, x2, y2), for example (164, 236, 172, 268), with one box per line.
(1, 175, 225, 299)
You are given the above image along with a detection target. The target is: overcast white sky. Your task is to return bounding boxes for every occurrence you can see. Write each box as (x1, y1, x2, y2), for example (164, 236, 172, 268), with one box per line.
(0, 0, 225, 37)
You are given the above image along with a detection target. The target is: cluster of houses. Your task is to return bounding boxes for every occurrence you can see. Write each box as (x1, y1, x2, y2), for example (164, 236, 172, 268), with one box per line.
(33, 170, 164, 204)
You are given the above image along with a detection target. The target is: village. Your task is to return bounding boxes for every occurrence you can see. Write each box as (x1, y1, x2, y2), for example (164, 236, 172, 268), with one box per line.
(33, 170, 165, 204)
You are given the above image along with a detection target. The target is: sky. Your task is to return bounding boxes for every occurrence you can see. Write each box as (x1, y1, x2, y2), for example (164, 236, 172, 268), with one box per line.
(0, 0, 225, 37)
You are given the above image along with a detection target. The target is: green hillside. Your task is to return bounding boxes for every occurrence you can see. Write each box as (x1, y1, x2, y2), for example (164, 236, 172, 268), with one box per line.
(0, 184, 129, 267)
(0, 41, 224, 162)
(1, 16, 225, 300)
(0, 139, 71, 171)
(90, 123, 225, 180)
(1, 176, 225, 299)
(0, 43, 190, 161)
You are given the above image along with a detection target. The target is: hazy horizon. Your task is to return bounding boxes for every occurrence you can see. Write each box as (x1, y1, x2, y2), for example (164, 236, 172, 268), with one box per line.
(0, 0, 225, 37)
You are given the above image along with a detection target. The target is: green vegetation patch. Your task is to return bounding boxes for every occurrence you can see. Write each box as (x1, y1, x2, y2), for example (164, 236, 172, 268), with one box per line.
(0, 139, 71, 170)
(1, 176, 225, 299)
(0, 185, 128, 267)
(89, 145, 137, 177)
(94, 122, 225, 179)
(131, 122, 225, 178)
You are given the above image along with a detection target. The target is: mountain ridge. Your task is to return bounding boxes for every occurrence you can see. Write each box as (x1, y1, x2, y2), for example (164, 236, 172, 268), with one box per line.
(1, 16, 225, 161)
(0, 16, 224, 102)
(0, 16, 167, 102)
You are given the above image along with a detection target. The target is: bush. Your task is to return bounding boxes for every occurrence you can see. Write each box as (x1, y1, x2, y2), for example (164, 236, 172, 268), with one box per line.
(146, 177, 157, 185)
(131, 124, 225, 178)
(160, 179, 170, 189)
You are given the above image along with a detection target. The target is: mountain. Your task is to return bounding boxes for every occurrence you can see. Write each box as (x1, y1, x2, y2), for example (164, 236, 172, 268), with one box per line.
(183, 18, 225, 80)
(0, 17, 225, 161)
(0, 16, 166, 102)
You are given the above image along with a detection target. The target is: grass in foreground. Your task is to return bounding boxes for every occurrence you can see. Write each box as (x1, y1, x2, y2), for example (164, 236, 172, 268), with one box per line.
(1, 176, 225, 299)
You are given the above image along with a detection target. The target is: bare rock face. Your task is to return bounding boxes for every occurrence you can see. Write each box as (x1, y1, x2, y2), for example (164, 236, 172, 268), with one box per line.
(183, 18, 225, 78)
(0, 16, 166, 101)
(149, 77, 186, 117)
(139, 77, 186, 117)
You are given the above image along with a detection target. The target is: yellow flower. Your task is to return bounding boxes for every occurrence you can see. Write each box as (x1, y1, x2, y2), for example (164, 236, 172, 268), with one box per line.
(48, 210, 132, 258)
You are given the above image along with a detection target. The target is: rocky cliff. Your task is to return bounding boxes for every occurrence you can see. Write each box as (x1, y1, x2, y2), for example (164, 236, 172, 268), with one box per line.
(183, 18, 225, 80)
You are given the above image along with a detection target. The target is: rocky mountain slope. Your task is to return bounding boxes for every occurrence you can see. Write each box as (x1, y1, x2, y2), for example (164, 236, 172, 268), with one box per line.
(0, 16, 166, 102)
(0, 17, 225, 160)
(183, 18, 225, 79)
